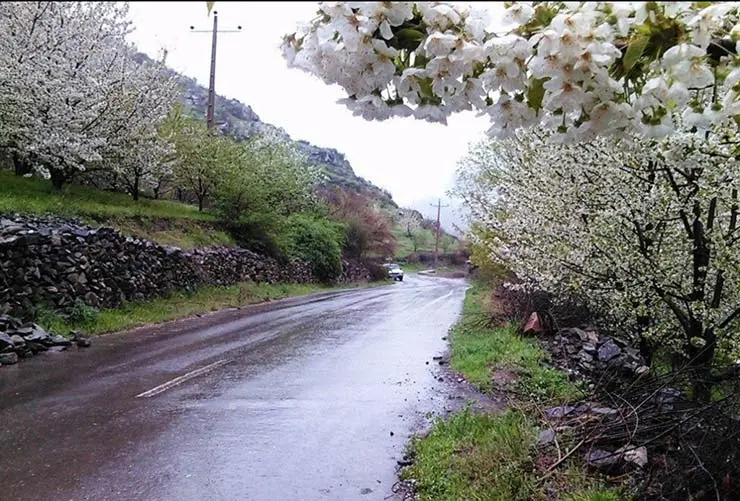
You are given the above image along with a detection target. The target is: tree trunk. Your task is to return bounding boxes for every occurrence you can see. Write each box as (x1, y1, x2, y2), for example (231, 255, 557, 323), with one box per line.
(197, 195, 204, 212)
(686, 321, 716, 402)
(131, 175, 140, 201)
(49, 168, 67, 190)
(12, 153, 31, 176)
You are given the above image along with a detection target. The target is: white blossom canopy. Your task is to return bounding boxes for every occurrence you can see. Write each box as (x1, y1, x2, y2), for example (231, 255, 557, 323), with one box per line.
(282, 2, 740, 141)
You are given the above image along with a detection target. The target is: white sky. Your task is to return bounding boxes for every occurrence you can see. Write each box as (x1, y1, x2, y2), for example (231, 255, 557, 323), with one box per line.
(127, 1, 499, 221)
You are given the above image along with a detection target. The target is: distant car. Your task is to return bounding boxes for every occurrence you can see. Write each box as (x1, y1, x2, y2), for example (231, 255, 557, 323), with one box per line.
(384, 263, 404, 281)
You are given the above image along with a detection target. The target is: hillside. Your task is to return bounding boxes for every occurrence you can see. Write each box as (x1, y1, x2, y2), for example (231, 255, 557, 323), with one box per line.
(156, 54, 396, 207)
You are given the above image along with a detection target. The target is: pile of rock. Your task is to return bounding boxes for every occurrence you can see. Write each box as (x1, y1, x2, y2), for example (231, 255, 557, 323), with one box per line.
(542, 327, 650, 379)
(0, 314, 90, 367)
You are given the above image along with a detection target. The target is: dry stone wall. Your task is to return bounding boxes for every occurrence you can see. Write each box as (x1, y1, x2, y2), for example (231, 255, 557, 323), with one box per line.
(0, 215, 369, 320)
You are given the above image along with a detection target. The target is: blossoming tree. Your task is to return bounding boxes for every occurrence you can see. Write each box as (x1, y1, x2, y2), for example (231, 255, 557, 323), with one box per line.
(455, 127, 740, 397)
(282, 2, 740, 141)
(0, 2, 177, 190)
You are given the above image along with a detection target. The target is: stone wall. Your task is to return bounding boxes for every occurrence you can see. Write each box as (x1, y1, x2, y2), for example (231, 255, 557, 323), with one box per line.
(0, 215, 368, 320)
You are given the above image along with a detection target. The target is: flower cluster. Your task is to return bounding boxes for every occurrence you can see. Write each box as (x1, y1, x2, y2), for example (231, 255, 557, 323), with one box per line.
(283, 2, 740, 140)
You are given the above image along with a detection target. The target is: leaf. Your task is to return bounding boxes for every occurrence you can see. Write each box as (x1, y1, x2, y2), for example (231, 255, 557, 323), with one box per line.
(623, 35, 650, 72)
(527, 77, 546, 112)
(396, 28, 425, 42)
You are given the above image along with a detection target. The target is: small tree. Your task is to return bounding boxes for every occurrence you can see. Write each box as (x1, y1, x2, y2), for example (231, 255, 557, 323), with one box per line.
(441, 234, 455, 254)
(411, 230, 431, 253)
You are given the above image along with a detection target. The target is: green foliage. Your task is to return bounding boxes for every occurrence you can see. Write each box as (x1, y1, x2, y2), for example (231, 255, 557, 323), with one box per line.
(283, 214, 345, 282)
(68, 298, 99, 325)
(411, 228, 432, 252)
(163, 109, 236, 212)
(214, 134, 317, 221)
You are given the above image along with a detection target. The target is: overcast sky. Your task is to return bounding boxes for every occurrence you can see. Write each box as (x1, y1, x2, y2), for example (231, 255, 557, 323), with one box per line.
(127, 2, 501, 226)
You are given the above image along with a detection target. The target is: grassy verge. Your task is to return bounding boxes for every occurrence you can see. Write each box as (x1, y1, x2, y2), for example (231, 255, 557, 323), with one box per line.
(0, 170, 215, 221)
(39, 281, 376, 336)
(401, 280, 616, 501)
(450, 281, 582, 402)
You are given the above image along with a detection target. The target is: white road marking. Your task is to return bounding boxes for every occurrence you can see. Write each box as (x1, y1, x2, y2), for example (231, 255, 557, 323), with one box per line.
(135, 359, 232, 398)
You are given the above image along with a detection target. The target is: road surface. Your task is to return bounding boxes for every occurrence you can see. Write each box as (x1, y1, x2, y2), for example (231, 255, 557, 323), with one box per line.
(0, 274, 468, 501)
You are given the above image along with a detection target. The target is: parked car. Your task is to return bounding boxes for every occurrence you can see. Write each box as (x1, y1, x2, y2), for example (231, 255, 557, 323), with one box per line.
(383, 263, 404, 281)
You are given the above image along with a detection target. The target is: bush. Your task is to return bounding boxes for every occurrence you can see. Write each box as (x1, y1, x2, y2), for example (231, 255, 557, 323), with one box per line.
(366, 262, 389, 282)
(283, 214, 344, 283)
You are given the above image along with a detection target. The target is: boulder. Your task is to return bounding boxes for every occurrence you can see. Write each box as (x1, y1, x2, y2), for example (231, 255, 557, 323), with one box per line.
(0, 352, 19, 365)
(522, 312, 543, 335)
(598, 339, 621, 362)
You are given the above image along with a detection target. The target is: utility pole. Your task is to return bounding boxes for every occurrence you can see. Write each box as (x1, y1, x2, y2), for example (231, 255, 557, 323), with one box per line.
(430, 198, 449, 269)
(190, 11, 242, 129)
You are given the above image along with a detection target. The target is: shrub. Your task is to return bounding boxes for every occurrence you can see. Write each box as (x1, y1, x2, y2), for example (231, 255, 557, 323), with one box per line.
(284, 214, 344, 283)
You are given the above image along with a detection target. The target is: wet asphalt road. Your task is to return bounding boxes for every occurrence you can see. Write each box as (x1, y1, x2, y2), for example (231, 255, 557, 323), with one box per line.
(0, 274, 468, 501)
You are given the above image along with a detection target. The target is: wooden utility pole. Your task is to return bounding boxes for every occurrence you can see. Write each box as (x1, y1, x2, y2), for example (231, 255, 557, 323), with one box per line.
(190, 11, 242, 129)
(430, 198, 449, 269)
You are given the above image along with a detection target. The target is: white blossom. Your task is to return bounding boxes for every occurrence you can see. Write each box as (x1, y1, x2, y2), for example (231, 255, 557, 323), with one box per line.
(282, 2, 740, 141)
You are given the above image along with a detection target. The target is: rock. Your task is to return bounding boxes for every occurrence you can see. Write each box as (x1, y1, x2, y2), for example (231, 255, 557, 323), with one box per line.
(635, 365, 650, 376)
(598, 340, 621, 362)
(620, 445, 648, 469)
(397, 458, 413, 467)
(545, 406, 575, 420)
(584, 330, 600, 344)
(71, 331, 91, 348)
(26, 341, 48, 353)
(588, 406, 618, 416)
(585, 449, 620, 470)
(538, 428, 556, 445)
(522, 312, 543, 335)
(581, 343, 597, 354)
(21, 324, 51, 344)
(10, 334, 25, 347)
(0, 352, 19, 365)
(0, 315, 21, 331)
(0, 332, 14, 351)
(49, 334, 72, 347)
(578, 351, 594, 363)
(655, 387, 683, 411)
(565, 344, 579, 355)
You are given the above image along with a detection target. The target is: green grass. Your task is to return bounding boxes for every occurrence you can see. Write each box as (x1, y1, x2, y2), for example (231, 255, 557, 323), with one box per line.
(104, 217, 234, 248)
(0, 170, 216, 221)
(38, 281, 370, 336)
(403, 407, 619, 501)
(403, 408, 537, 501)
(450, 281, 583, 402)
(400, 281, 617, 501)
